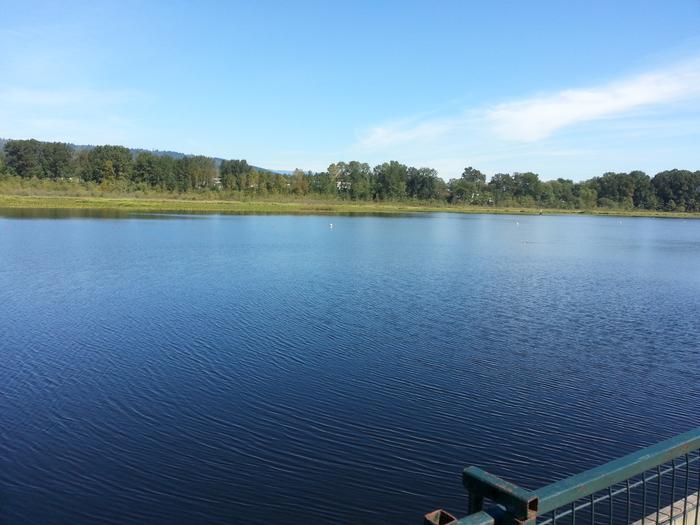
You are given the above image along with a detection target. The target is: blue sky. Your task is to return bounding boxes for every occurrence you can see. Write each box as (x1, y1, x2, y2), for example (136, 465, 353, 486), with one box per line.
(1, 0, 699, 180)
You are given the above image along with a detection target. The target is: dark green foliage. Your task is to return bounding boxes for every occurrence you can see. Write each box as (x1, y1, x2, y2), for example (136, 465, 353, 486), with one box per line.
(488, 173, 516, 205)
(542, 179, 575, 208)
(406, 167, 444, 200)
(82, 145, 134, 183)
(5, 139, 45, 178)
(176, 156, 217, 190)
(589, 171, 657, 209)
(134, 152, 177, 189)
(41, 142, 74, 180)
(2, 138, 698, 210)
(220, 159, 290, 194)
(345, 162, 372, 200)
(652, 170, 700, 212)
(220, 159, 252, 190)
(512, 172, 542, 201)
(307, 171, 336, 196)
(576, 184, 598, 209)
(450, 166, 489, 204)
(591, 172, 634, 208)
(328, 161, 372, 200)
(4, 139, 74, 180)
(373, 161, 407, 200)
(628, 171, 657, 209)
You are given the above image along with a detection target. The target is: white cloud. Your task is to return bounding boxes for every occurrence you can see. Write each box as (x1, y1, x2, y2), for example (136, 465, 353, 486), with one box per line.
(357, 58, 700, 150)
(487, 59, 700, 141)
(358, 115, 465, 150)
(350, 56, 700, 179)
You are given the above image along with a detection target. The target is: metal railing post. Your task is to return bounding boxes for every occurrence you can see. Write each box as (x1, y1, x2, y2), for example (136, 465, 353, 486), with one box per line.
(424, 427, 700, 525)
(462, 466, 539, 525)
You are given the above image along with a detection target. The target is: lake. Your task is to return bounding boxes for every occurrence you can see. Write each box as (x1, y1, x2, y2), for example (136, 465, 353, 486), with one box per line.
(1, 210, 699, 525)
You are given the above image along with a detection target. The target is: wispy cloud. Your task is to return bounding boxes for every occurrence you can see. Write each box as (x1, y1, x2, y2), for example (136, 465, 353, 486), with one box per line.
(357, 114, 465, 149)
(487, 58, 700, 141)
(358, 57, 700, 150)
(351, 56, 700, 178)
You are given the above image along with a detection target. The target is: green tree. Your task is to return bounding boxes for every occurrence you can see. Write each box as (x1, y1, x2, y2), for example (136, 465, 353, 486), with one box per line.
(488, 173, 516, 205)
(576, 184, 598, 209)
(245, 169, 261, 192)
(40, 142, 74, 180)
(263, 171, 290, 194)
(308, 170, 336, 196)
(83, 145, 133, 183)
(406, 167, 444, 200)
(461, 166, 486, 184)
(72, 149, 90, 181)
(372, 161, 407, 200)
(545, 178, 577, 208)
(450, 166, 489, 204)
(220, 159, 252, 190)
(652, 169, 699, 212)
(346, 161, 372, 200)
(591, 172, 635, 208)
(134, 152, 176, 188)
(512, 172, 542, 203)
(628, 171, 657, 209)
(4, 139, 44, 178)
(175, 156, 217, 190)
(328, 161, 372, 200)
(290, 168, 310, 195)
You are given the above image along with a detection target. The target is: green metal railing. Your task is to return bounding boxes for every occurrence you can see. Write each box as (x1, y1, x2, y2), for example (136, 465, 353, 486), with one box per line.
(426, 427, 700, 525)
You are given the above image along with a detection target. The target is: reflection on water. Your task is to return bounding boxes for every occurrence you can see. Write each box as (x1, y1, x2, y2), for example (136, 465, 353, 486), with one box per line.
(0, 206, 422, 220)
(0, 206, 137, 219)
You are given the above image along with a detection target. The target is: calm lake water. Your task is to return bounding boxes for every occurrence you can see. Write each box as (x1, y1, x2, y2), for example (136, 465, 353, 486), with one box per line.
(1, 209, 699, 525)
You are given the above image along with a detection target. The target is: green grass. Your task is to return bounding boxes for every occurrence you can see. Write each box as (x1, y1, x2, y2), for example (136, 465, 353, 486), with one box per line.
(1, 193, 699, 218)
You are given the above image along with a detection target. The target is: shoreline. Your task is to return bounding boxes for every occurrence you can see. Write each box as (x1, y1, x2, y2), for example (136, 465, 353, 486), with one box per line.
(1, 194, 699, 219)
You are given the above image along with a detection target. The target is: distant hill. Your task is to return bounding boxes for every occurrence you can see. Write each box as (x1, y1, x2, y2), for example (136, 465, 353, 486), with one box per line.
(0, 138, 288, 174)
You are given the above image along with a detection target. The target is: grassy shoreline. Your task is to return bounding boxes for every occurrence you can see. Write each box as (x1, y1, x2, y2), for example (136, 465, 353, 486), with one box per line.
(1, 193, 699, 219)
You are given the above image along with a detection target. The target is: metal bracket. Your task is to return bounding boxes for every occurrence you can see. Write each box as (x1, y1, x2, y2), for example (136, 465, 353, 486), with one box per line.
(462, 466, 539, 521)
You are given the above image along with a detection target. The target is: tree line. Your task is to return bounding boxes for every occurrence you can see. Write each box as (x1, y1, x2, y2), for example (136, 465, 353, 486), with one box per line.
(1, 138, 699, 211)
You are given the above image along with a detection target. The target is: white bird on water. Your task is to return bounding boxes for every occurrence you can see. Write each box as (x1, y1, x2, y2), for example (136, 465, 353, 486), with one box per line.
(329, 223, 334, 229)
